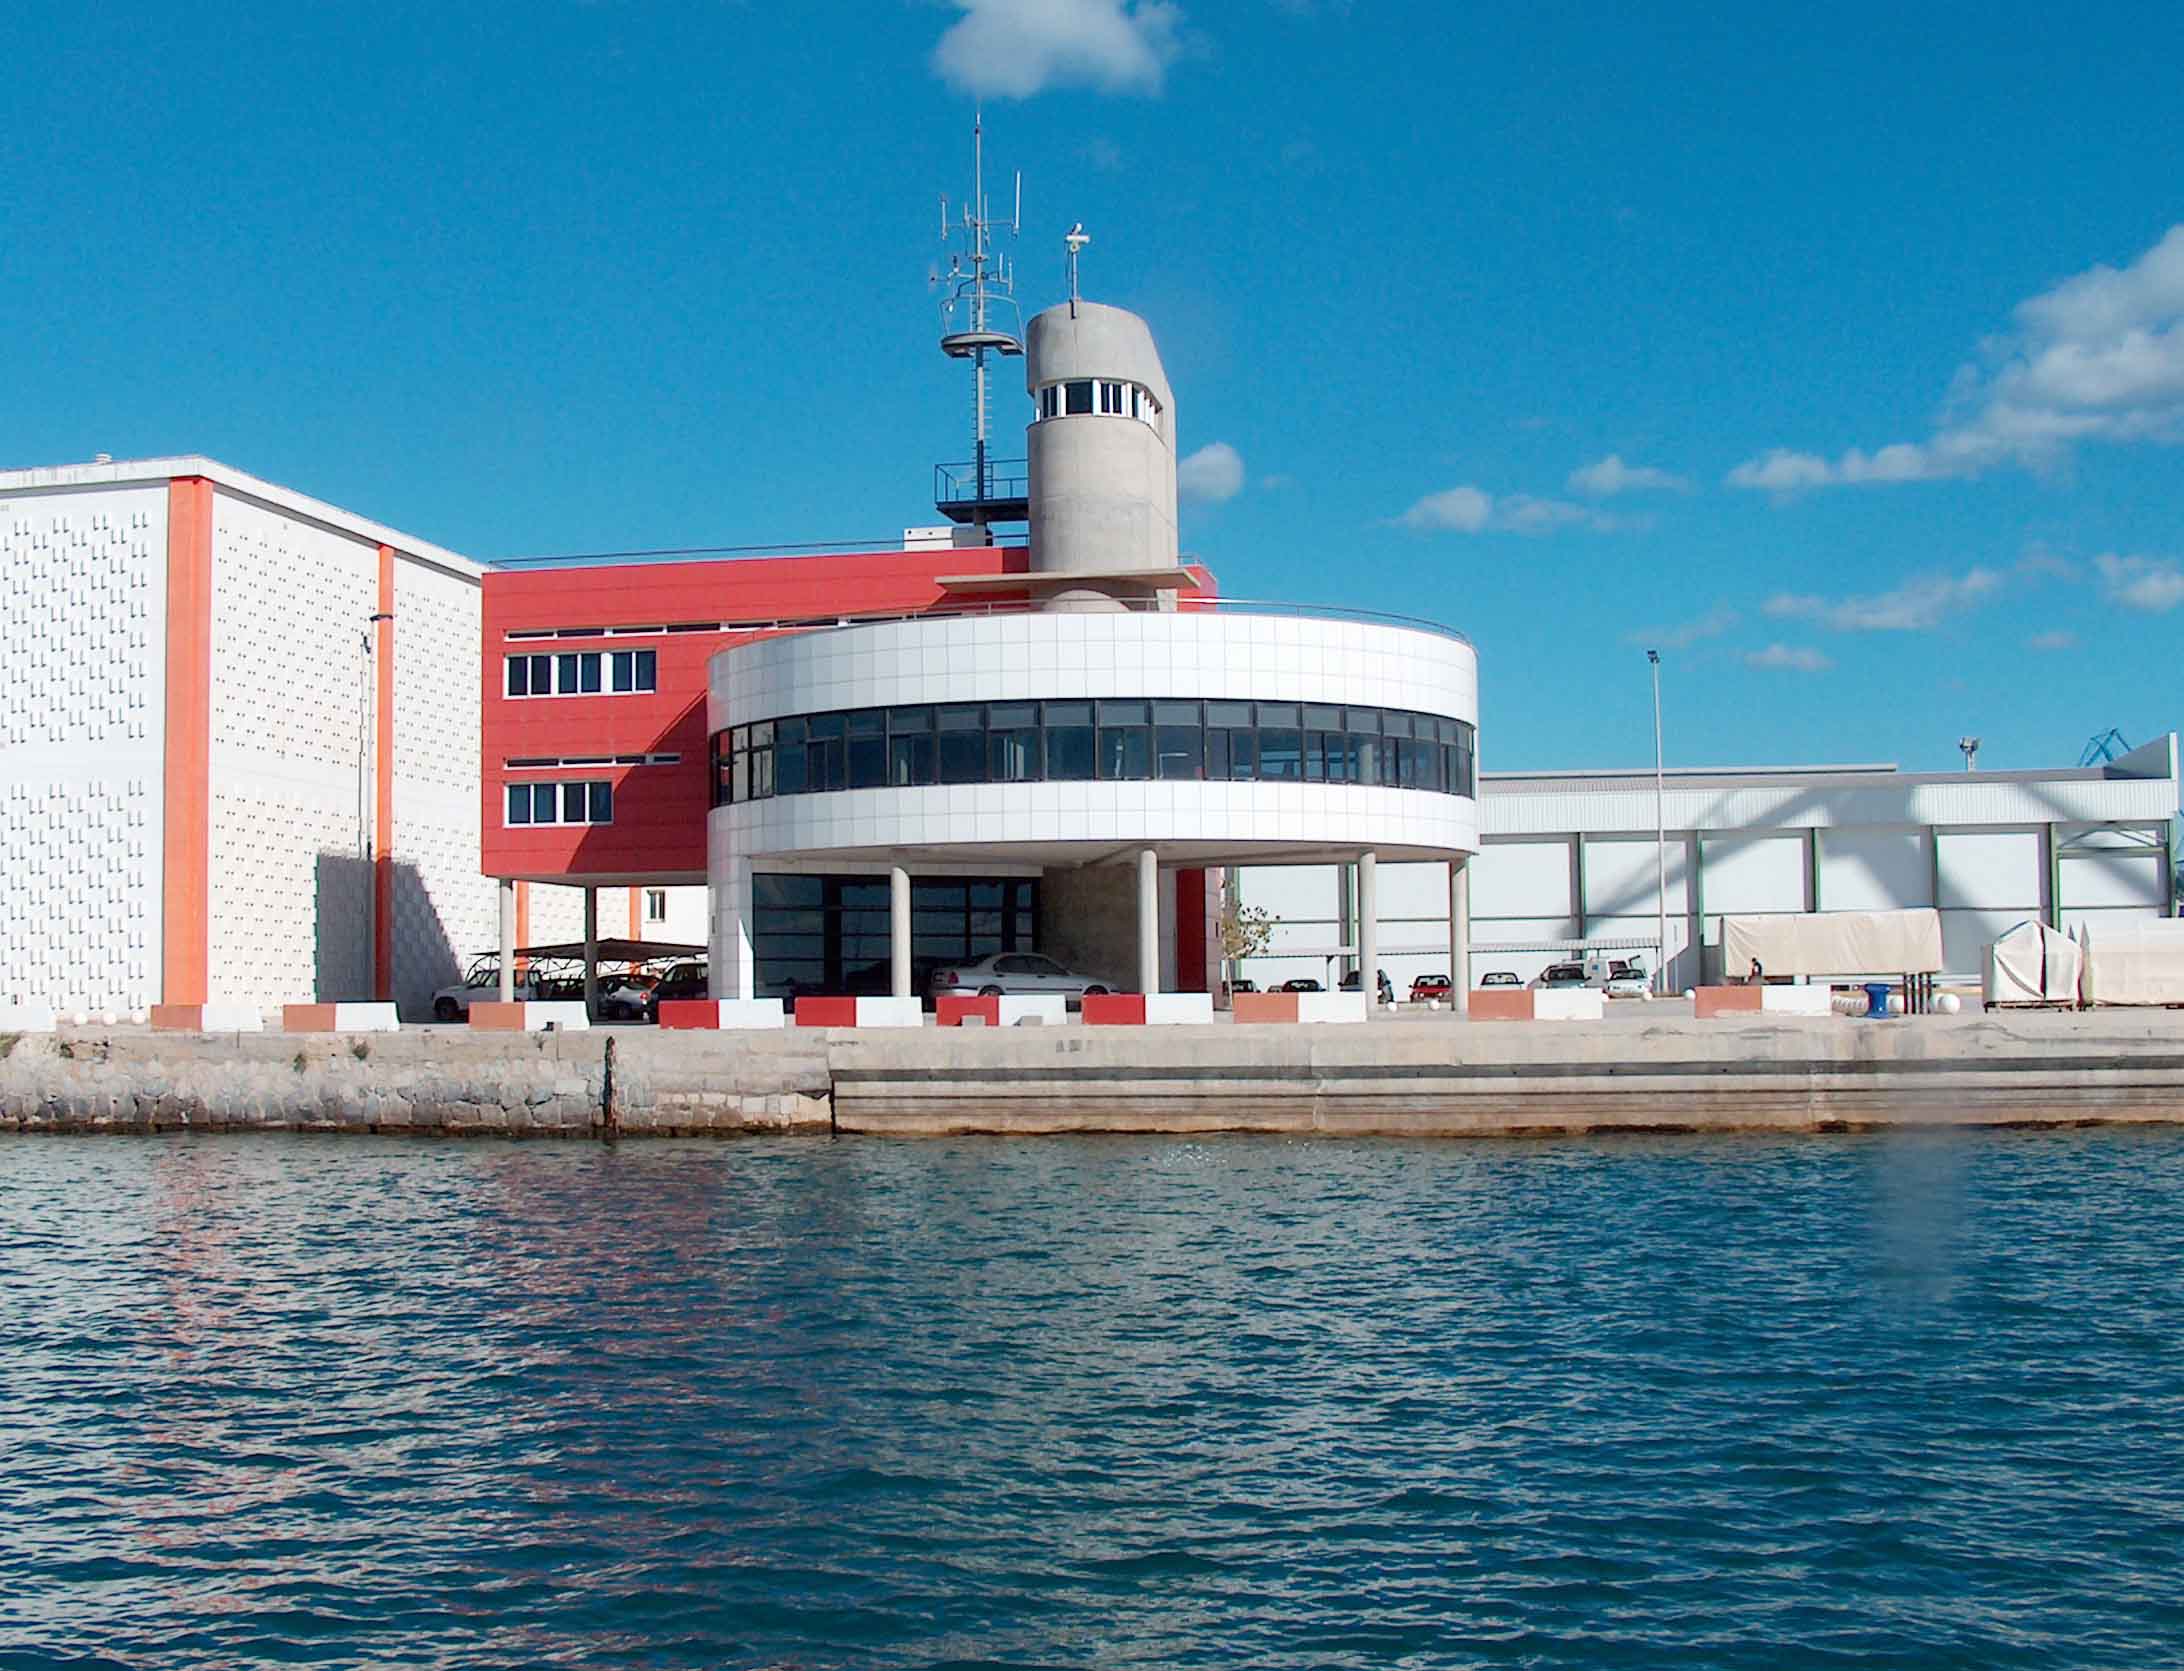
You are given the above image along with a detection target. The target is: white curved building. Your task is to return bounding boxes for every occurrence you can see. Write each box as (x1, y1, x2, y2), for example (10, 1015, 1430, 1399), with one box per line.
(703, 295, 1480, 1004)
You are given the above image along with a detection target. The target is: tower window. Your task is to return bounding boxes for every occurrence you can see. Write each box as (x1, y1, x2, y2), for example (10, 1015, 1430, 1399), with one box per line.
(1038, 386, 1059, 420)
(1064, 380, 1095, 415)
(1099, 381, 1125, 414)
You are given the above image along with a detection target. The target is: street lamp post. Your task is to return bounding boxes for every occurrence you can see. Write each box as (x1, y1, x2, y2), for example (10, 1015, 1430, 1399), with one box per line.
(1648, 649, 1667, 994)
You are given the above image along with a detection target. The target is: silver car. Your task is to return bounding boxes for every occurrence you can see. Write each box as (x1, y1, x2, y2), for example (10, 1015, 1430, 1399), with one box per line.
(930, 952, 1112, 1002)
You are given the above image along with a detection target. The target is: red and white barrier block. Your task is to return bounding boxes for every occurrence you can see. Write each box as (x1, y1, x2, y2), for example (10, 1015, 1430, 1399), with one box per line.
(1230, 991, 1370, 1024)
(468, 1001, 590, 1031)
(657, 999, 788, 1030)
(936, 993, 1073, 1027)
(1464, 988, 1605, 1021)
(151, 1003, 265, 1032)
(282, 1002, 401, 1032)
(1694, 985, 1836, 1019)
(791, 996, 925, 1028)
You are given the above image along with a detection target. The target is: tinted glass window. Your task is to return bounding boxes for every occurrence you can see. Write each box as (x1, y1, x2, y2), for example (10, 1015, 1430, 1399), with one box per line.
(1064, 380, 1094, 414)
(506, 784, 531, 823)
(939, 728, 985, 784)
(589, 782, 613, 823)
(1259, 729, 1303, 780)
(774, 744, 808, 794)
(1046, 723, 1094, 780)
(1098, 726, 1150, 780)
(890, 734, 933, 786)
(848, 735, 886, 789)
(1206, 701, 1252, 728)
(507, 659, 529, 697)
(1156, 726, 1204, 780)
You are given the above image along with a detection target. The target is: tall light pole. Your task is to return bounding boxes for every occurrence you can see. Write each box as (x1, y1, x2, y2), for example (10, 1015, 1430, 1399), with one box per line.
(1648, 649, 1668, 993)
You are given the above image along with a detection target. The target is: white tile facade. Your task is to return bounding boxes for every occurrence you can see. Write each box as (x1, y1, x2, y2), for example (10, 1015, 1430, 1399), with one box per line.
(705, 612, 1481, 869)
(0, 483, 168, 1014)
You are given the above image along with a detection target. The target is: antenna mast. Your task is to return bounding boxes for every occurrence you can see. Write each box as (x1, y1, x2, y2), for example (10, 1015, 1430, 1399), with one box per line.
(935, 114, 1024, 533)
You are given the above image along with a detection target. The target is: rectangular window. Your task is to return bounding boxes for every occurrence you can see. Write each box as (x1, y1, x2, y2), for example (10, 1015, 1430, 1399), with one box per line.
(645, 889, 666, 923)
(1207, 701, 1253, 728)
(588, 782, 613, 823)
(556, 652, 578, 694)
(1064, 380, 1095, 415)
(774, 742, 809, 795)
(806, 713, 845, 792)
(1228, 729, 1258, 780)
(890, 734, 934, 786)
(577, 653, 602, 694)
(989, 701, 1040, 782)
(1039, 386, 1059, 420)
(507, 784, 532, 824)
(610, 649, 658, 693)
(1206, 730, 1230, 779)
(1044, 700, 1094, 780)
(1098, 725, 1151, 781)
(938, 703, 986, 784)
(1156, 725, 1204, 780)
(1258, 729, 1303, 781)
(846, 709, 886, 789)
(562, 783, 588, 823)
(507, 658, 530, 697)
(1100, 380, 1125, 415)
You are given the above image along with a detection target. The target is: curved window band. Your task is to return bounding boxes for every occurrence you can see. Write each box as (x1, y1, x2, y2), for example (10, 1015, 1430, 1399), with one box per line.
(712, 701, 1475, 807)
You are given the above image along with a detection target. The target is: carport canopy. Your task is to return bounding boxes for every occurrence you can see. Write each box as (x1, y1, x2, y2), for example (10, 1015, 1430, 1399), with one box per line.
(516, 938, 704, 963)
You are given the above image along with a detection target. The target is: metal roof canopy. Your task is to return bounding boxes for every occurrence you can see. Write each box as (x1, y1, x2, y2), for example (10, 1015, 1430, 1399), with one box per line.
(515, 938, 703, 963)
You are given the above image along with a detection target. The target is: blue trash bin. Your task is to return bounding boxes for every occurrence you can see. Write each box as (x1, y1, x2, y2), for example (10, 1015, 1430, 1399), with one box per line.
(1861, 982, 1893, 1019)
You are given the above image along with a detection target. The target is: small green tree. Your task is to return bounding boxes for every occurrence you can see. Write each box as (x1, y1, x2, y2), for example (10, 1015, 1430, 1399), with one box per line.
(1216, 874, 1278, 999)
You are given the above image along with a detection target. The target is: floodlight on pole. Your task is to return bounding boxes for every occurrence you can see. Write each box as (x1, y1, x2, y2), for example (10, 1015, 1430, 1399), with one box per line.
(1648, 649, 1667, 993)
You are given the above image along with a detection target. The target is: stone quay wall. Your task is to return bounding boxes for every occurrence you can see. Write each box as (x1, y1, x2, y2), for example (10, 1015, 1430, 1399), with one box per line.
(0, 1028, 831, 1137)
(3, 1010, 2183, 1139)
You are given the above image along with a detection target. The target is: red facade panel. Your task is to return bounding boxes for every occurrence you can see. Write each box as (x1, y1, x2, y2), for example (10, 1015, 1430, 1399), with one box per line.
(479, 546, 1030, 880)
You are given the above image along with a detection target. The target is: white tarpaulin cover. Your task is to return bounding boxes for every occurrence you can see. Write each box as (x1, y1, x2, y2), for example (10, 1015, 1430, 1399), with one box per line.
(1984, 920, 2082, 1005)
(2080, 919, 2184, 1006)
(1720, 909, 1945, 977)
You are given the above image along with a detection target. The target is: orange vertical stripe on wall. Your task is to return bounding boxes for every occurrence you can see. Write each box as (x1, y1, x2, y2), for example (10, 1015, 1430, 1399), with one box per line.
(161, 477, 215, 1006)
(628, 886, 640, 939)
(515, 881, 531, 971)
(374, 545, 396, 1001)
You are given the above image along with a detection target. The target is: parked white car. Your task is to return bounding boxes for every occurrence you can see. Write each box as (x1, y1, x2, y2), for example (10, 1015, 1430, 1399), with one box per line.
(930, 952, 1112, 1003)
(1603, 969, 1651, 1000)
(431, 957, 543, 1021)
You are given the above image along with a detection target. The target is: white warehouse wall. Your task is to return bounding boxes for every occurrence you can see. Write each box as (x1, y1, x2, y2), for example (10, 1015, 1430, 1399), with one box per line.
(392, 559, 495, 1012)
(0, 483, 169, 1015)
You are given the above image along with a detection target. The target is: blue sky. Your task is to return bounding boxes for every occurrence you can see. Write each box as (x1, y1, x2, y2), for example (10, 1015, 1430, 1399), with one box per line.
(4, 0, 2181, 775)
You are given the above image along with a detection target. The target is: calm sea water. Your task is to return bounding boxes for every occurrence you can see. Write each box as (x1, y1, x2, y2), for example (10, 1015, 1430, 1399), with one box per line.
(3, 1132, 2182, 1670)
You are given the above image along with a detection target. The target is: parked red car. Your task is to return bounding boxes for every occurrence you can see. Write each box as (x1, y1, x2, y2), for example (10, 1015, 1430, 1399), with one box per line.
(1409, 973, 1453, 1002)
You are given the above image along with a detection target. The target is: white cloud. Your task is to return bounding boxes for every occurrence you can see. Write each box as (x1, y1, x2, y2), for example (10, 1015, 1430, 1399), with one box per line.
(1176, 441, 1245, 503)
(932, 0, 1183, 98)
(2025, 630, 2079, 652)
(1398, 485, 1493, 532)
(1729, 223, 2184, 492)
(1628, 603, 1739, 650)
(2094, 553, 2184, 613)
(1397, 484, 1617, 534)
(1743, 644, 1833, 672)
(1762, 567, 2005, 632)
(1568, 453, 1692, 497)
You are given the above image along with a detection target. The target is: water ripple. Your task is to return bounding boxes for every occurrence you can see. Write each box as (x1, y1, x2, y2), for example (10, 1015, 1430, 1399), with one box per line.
(3, 1130, 2183, 1667)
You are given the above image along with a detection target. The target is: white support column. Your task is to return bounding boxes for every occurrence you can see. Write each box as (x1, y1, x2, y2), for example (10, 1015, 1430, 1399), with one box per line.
(582, 886, 599, 1021)
(1450, 856, 1471, 1014)
(1137, 848, 1159, 995)
(890, 864, 912, 999)
(1358, 850, 1378, 1006)
(711, 854, 755, 999)
(498, 878, 517, 1003)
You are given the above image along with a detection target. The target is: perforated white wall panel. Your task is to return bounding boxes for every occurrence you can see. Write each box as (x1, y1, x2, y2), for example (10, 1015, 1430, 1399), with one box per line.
(393, 559, 494, 1009)
(0, 484, 167, 1013)
(207, 490, 378, 1006)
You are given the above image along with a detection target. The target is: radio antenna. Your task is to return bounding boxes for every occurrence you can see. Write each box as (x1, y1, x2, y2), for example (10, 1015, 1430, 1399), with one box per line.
(931, 113, 1025, 534)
